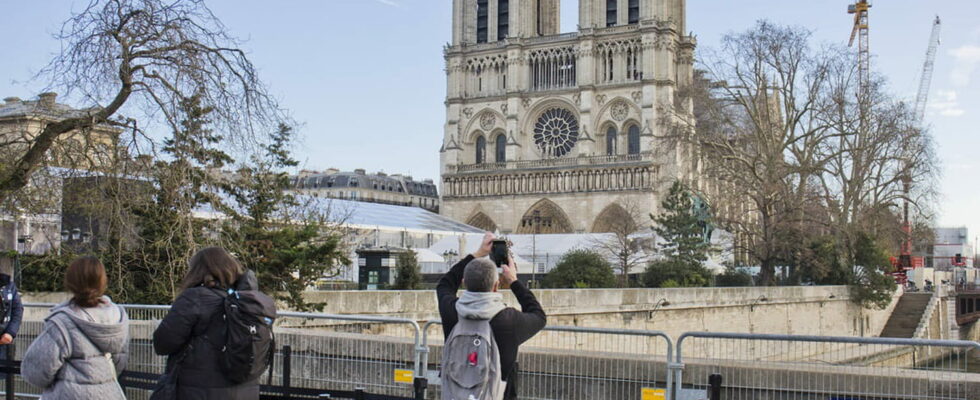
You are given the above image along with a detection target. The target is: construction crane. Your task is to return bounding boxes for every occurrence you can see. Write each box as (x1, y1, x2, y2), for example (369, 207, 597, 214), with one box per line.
(848, 0, 872, 91)
(892, 17, 942, 284)
(913, 16, 942, 125)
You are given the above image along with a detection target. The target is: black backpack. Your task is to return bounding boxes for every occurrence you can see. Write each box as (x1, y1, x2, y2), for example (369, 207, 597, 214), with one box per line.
(213, 287, 277, 383)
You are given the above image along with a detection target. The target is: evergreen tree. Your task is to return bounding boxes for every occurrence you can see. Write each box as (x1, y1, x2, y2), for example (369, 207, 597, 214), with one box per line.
(393, 249, 422, 290)
(643, 181, 711, 288)
(652, 181, 710, 266)
(542, 249, 617, 289)
(127, 94, 231, 303)
(222, 123, 348, 311)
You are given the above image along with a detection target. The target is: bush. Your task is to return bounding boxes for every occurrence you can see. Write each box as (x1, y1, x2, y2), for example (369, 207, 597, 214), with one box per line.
(542, 250, 617, 288)
(715, 264, 753, 287)
(643, 259, 711, 288)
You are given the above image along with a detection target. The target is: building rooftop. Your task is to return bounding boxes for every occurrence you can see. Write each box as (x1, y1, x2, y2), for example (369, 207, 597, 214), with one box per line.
(326, 197, 478, 233)
(291, 169, 438, 197)
(0, 93, 98, 121)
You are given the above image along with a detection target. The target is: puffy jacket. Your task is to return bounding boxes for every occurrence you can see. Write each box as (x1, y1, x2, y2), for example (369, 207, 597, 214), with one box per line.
(153, 271, 262, 400)
(22, 297, 129, 400)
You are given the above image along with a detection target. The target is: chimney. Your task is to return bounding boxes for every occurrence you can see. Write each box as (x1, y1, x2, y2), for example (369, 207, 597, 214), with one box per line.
(354, 168, 366, 175)
(3, 97, 21, 106)
(38, 92, 57, 108)
(376, 171, 387, 177)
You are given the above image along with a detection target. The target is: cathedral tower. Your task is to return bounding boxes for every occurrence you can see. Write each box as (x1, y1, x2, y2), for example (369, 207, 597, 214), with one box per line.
(441, 0, 696, 234)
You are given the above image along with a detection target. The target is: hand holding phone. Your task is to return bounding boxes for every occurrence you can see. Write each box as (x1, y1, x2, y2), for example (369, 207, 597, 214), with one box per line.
(489, 239, 509, 268)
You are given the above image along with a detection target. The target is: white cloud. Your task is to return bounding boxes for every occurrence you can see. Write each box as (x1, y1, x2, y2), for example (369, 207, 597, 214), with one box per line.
(375, 0, 400, 6)
(928, 90, 965, 117)
(949, 44, 980, 87)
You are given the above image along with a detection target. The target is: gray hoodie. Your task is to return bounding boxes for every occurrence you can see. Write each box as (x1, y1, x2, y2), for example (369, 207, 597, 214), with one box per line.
(22, 297, 129, 400)
(455, 291, 506, 320)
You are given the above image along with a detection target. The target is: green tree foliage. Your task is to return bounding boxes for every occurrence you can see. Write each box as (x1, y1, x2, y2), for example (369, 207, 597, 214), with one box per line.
(393, 250, 422, 290)
(127, 94, 231, 303)
(221, 124, 348, 311)
(848, 232, 897, 310)
(542, 249, 616, 289)
(652, 181, 710, 267)
(643, 260, 711, 288)
(644, 181, 711, 288)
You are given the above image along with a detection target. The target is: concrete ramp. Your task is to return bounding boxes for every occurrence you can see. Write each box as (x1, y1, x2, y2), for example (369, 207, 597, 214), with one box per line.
(880, 292, 933, 338)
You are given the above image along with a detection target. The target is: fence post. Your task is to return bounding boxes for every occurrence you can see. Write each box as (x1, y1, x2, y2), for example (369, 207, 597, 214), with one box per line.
(353, 387, 366, 400)
(282, 345, 292, 400)
(5, 343, 14, 400)
(413, 377, 428, 400)
(708, 374, 722, 400)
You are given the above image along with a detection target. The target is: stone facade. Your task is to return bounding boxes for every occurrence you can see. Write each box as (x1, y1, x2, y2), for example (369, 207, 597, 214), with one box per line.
(440, 0, 697, 234)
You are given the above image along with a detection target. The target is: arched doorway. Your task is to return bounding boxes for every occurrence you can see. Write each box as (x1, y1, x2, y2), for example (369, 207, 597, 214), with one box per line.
(516, 199, 574, 234)
(591, 203, 638, 233)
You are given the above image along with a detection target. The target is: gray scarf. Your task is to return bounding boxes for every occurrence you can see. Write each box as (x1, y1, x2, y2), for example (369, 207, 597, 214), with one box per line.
(456, 291, 506, 320)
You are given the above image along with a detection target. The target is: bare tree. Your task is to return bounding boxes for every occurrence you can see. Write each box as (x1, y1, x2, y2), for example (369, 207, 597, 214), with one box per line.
(590, 200, 652, 286)
(0, 0, 281, 203)
(663, 21, 938, 285)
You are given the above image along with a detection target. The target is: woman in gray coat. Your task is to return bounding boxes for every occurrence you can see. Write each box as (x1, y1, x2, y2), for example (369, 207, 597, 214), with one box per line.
(22, 257, 129, 400)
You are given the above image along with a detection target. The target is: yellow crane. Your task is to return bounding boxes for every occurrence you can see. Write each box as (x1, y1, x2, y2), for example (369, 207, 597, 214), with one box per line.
(848, 0, 872, 91)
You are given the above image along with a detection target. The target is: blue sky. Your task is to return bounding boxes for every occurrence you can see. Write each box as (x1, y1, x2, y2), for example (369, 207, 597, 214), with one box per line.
(2, 1, 979, 248)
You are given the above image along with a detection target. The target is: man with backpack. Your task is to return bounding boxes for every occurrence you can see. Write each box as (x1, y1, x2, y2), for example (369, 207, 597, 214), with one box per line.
(437, 233, 547, 400)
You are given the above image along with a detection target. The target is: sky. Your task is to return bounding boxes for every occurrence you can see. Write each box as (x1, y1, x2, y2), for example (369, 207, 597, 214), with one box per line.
(1, 1, 979, 249)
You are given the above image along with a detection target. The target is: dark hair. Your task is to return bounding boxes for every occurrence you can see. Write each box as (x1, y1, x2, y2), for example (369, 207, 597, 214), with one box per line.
(181, 247, 244, 290)
(65, 256, 108, 308)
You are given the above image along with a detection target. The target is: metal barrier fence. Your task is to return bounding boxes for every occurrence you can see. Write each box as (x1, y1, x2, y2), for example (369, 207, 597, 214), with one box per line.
(9, 303, 980, 400)
(422, 320, 673, 400)
(674, 332, 980, 400)
(15, 303, 426, 400)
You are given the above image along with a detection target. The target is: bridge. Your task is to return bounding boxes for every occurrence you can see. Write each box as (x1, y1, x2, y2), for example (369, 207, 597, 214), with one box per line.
(956, 284, 980, 325)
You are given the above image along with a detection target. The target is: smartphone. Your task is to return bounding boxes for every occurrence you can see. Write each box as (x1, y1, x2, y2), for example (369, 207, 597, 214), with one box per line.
(490, 239, 508, 270)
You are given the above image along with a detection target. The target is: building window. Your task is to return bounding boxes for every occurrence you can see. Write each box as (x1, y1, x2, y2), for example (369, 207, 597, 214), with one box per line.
(350, 178, 359, 187)
(476, 135, 487, 163)
(627, 124, 640, 154)
(628, 0, 640, 24)
(606, 126, 617, 155)
(497, 0, 509, 40)
(477, 0, 489, 43)
(495, 133, 507, 163)
(606, 0, 617, 27)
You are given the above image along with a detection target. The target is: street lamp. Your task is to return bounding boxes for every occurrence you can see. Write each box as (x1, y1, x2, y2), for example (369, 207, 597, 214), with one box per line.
(441, 249, 458, 269)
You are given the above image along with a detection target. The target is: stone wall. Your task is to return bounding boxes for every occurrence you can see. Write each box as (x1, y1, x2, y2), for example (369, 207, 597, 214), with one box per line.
(298, 286, 900, 339)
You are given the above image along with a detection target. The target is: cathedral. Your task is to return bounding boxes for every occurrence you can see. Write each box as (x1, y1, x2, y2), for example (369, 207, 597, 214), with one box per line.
(440, 0, 697, 234)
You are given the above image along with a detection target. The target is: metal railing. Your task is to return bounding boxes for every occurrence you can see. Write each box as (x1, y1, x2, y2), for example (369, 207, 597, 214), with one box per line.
(10, 303, 980, 400)
(674, 332, 980, 400)
(18, 303, 427, 400)
(422, 319, 673, 400)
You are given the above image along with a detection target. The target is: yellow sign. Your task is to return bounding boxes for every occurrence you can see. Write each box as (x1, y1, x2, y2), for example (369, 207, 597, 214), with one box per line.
(641, 388, 666, 400)
(393, 369, 414, 384)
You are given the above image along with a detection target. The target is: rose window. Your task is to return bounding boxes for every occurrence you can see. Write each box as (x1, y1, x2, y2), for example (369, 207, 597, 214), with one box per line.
(533, 107, 579, 158)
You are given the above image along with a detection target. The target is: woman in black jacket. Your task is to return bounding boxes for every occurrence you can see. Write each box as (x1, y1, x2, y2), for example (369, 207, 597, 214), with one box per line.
(153, 247, 261, 399)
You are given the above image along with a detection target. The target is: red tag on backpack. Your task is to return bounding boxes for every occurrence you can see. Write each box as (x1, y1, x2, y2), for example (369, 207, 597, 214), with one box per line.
(467, 351, 478, 366)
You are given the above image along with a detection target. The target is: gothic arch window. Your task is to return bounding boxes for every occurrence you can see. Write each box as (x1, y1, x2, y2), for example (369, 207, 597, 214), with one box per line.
(476, 0, 489, 43)
(628, 0, 640, 24)
(605, 126, 618, 155)
(627, 124, 640, 155)
(606, 0, 618, 27)
(592, 203, 637, 233)
(495, 133, 507, 163)
(476, 135, 487, 164)
(467, 212, 498, 232)
(497, 0, 509, 40)
(533, 107, 580, 158)
(516, 199, 574, 234)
